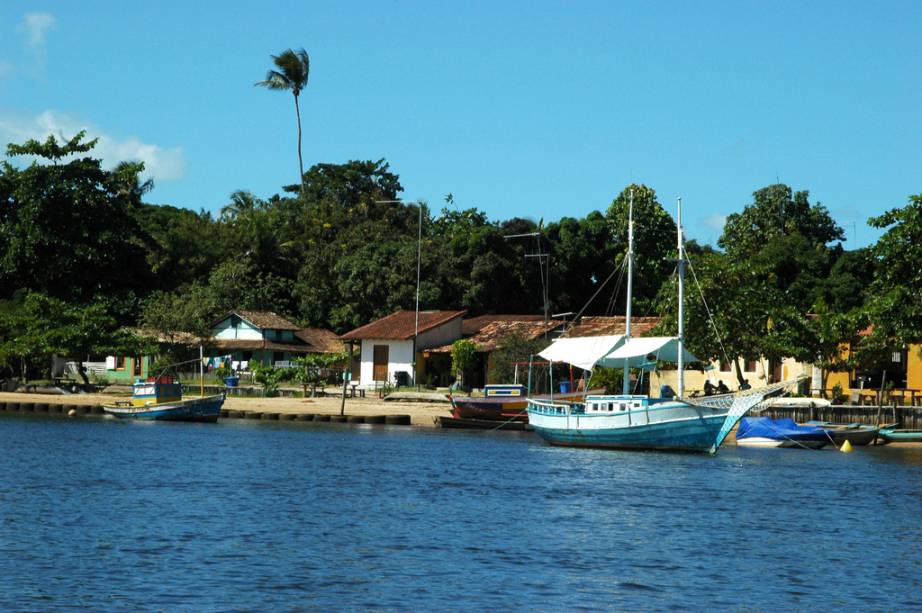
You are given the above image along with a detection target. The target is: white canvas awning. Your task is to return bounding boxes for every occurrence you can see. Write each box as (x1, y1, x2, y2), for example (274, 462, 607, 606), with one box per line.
(601, 336, 700, 367)
(537, 335, 625, 371)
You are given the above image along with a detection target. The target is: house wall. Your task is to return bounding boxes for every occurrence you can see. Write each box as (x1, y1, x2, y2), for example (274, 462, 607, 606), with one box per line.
(358, 339, 413, 384)
(648, 357, 810, 396)
(105, 355, 151, 383)
(908, 344, 922, 391)
(417, 318, 463, 350)
(213, 316, 263, 340)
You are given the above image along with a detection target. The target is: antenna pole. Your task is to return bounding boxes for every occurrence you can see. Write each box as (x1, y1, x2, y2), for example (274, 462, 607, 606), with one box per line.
(623, 188, 634, 395)
(677, 197, 685, 398)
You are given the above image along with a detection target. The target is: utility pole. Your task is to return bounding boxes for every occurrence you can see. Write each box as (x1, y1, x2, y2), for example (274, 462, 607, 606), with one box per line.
(504, 231, 550, 323)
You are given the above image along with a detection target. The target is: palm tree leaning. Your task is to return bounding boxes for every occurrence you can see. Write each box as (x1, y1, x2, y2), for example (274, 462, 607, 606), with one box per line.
(256, 48, 310, 192)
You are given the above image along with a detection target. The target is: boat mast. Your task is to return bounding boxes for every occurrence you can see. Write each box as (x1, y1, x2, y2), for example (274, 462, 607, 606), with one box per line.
(622, 189, 634, 395)
(677, 197, 685, 398)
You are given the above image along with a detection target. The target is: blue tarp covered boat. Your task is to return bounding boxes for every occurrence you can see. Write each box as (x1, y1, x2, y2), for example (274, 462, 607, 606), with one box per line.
(736, 417, 830, 449)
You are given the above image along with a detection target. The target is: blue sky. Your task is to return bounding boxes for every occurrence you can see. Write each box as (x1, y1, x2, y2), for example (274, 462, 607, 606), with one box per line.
(2, 1, 920, 247)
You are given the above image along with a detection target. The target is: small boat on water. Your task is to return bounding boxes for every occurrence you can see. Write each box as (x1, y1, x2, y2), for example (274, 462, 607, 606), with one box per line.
(435, 415, 529, 431)
(878, 428, 922, 444)
(736, 417, 830, 449)
(449, 383, 589, 422)
(803, 421, 879, 446)
(449, 384, 529, 421)
(103, 375, 225, 423)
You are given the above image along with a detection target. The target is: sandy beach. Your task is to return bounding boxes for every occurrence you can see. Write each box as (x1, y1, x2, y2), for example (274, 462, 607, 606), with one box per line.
(0, 391, 453, 427)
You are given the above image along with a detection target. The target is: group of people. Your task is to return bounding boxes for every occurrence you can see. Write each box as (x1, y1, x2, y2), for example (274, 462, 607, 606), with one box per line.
(702, 379, 751, 396)
(703, 380, 731, 396)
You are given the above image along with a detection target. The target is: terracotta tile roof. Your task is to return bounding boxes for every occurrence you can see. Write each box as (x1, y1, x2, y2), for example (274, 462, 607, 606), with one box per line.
(462, 314, 547, 336)
(562, 315, 661, 337)
(340, 309, 467, 341)
(216, 310, 300, 331)
(295, 328, 345, 353)
(210, 339, 316, 353)
(429, 319, 561, 353)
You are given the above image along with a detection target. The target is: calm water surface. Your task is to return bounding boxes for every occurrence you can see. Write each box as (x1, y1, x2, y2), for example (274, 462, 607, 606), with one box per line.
(1, 412, 921, 611)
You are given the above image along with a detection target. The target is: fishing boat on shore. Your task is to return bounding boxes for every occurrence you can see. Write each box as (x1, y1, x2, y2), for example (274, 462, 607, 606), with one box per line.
(103, 354, 225, 423)
(527, 194, 795, 453)
(735, 417, 830, 449)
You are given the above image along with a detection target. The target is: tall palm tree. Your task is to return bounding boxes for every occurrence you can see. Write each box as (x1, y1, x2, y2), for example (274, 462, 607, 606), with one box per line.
(256, 48, 310, 192)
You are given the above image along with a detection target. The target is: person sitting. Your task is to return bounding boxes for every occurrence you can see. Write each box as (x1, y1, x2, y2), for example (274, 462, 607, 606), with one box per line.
(739, 379, 751, 391)
(716, 380, 730, 394)
(703, 380, 716, 396)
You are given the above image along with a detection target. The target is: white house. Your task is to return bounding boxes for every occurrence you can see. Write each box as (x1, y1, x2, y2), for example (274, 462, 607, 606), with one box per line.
(340, 309, 466, 386)
(210, 310, 341, 368)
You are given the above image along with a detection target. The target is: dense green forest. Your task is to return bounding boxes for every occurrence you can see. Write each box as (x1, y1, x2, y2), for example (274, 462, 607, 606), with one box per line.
(1, 131, 920, 381)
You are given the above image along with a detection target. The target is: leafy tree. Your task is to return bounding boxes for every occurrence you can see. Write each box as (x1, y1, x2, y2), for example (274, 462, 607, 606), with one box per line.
(606, 184, 677, 313)
(719, 184, 844, 258)
(257, 48, 311, 190)
(487, 332, 547, 384)
(450, 339, 477, 388)
(293, 352, 348, 396)
(0, 132, 151, 303)
(136, 204, 226, 292)
(545, 211, 620, 315)
(252, 364, 285, 397)
(866, 193, 922, 345)
(0, 292, 154, 381)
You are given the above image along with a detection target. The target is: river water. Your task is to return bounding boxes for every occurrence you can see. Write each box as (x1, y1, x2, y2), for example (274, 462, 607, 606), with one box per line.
(1, 413, 921, 611)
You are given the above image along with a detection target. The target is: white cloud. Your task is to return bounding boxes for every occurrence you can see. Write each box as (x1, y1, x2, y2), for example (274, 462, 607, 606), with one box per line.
(0, 110, 185, 183)
(21, 12, 55, 48)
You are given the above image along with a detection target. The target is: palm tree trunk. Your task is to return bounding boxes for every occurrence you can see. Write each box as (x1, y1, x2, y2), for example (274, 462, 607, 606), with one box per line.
(294, 92, 304, 194)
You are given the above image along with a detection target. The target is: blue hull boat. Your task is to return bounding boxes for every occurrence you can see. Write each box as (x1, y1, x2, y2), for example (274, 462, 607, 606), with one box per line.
(104, 394, 225, 422)
(103, 376, 224, 423)
(528, 397, 731, 452)
(525, 196, 796, 454)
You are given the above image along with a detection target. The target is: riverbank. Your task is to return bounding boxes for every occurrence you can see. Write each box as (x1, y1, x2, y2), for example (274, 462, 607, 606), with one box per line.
(0, 391, 452, 426)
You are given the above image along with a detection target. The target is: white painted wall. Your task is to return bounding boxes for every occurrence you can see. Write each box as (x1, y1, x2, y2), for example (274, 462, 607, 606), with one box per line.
(213, 317, 263, 340)
(358, 339, 414, 385)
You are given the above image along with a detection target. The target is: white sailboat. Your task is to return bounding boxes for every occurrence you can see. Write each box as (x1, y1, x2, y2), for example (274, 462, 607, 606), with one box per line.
(526, 194, 796, 453)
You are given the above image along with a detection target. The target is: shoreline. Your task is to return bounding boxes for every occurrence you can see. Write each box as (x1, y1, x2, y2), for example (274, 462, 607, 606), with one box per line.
(0, 391, 453, 427)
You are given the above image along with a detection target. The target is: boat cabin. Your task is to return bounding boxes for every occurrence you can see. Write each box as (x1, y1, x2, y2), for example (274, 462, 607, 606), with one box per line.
(130, 375, 182, 406)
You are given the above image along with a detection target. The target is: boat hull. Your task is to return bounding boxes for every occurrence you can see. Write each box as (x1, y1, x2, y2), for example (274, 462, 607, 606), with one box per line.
(818, 424, 879, 446)
(878, 428, 922, 443)
(450, 390, 590, 422)
(435, 416, 528, 431)
(736, 436, 828, 449)
(527, 399, 730, 453)
(450, 397, 529, 421)
(104, 394, 225, 422)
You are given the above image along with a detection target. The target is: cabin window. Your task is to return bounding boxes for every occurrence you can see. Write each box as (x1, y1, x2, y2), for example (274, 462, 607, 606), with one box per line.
(745, 359, 757, 372)
(133, 357, 142, 376)
(719, 360, 730, 372)
(115, 356, 126, 371)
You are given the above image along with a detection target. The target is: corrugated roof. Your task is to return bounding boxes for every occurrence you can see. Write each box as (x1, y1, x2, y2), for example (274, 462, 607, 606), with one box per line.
(212, 310, 300, 331)
(340, 309, 467, 341)
(295, 328, 345, 353)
